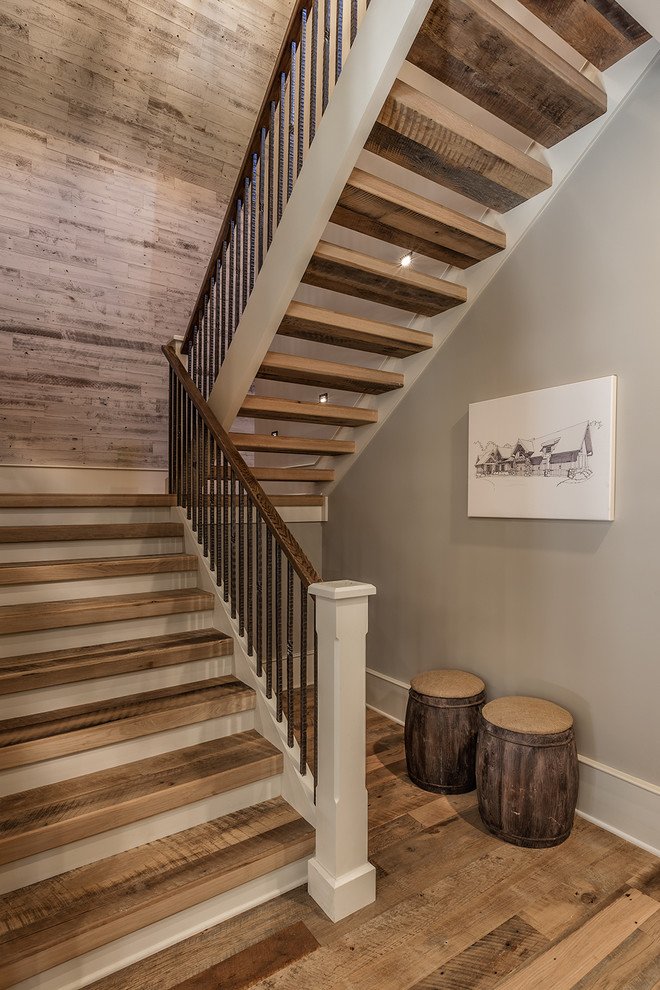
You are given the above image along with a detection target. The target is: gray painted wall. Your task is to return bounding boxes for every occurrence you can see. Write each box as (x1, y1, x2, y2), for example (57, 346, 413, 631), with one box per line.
(323, 58, 660, 789)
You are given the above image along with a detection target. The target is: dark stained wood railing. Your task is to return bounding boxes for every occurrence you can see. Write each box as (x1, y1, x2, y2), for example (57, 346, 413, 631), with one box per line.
(181, 0, 371, 394)
(165, 343, 321, 781)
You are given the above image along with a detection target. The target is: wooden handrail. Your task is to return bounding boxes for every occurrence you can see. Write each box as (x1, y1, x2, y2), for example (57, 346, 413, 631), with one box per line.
(163, 342, 321, 589)
(182, 0, 311, 351)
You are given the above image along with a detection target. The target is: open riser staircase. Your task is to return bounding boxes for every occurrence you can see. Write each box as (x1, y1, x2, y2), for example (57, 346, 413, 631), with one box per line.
(0, 495, 315, 990)
(2, 0, 658, 987)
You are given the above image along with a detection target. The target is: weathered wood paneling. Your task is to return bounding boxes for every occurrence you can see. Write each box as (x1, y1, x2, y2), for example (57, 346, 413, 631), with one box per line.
(0, 0, 294, 470)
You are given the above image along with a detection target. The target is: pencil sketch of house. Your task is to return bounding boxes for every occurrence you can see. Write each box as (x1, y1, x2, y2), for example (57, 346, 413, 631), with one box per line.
(475, 421, 593, 480)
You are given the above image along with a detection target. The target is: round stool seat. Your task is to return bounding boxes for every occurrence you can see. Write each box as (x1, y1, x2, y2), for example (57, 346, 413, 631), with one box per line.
(476, 695, 578, 848)
(405, 669, 486, 794)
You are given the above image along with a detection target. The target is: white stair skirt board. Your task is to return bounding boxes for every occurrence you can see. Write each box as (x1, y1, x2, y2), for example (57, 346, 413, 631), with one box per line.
(365, 667, 660, 858)
(0, 465, 169, 495)
(6, 653, 234, 718)
(0, 774, 283, 894)
(8, 857, 311, 990)
(0, 711, 256, 797)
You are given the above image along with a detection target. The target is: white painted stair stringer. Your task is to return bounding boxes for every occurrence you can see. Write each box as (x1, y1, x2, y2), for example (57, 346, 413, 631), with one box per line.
(315, 41, 660, 493)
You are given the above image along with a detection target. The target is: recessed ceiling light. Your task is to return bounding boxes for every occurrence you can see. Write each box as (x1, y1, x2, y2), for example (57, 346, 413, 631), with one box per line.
(400, 252, 413, 268)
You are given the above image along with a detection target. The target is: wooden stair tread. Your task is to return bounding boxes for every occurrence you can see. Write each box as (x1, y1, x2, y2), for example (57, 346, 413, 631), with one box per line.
(0, 675, 255, 770)
(230, 433, 355, 456)
(257, 350, 403, 395)
(0, 796, 314, 990)
(279, 301, 434, 358)
(240, 394, 378, 428)
(0, 494, 176, 508)
(0, 587, 215, 636)
(303, 240, 467, 316)
(0, 730, 282, 866)
(0, 629, 233, 695)
(516, 0, 651, 71)
(408, 0, 607, 148)
(0, 523, 184, 544)
(0, 554, 198, 586)
(366, 79, 553, 213)
(251, 466, 334, 482)
(332, 167, 506, 268)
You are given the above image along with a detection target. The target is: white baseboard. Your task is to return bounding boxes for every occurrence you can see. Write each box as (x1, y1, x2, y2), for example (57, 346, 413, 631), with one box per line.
(0, 464, 168, 494)
(365, 667, 660, 858)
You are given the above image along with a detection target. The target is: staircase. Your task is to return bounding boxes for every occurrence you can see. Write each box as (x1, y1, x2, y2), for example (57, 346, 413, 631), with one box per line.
(0, 495, 315, 990)
(191, 0, 654, 510)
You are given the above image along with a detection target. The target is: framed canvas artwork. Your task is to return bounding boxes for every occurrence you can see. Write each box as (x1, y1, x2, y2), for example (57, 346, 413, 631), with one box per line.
(468, 376, 617, 520)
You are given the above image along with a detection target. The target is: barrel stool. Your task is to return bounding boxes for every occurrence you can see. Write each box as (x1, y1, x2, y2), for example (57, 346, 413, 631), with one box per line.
(476, 696, 579, 848)
(405, 669, 486, 794)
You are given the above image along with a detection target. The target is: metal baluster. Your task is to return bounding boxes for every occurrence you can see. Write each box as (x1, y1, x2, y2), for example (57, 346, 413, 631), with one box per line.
(196, 311, 203, 391)
(214, 262, 220, 379)
(286, 560, 294, 746)
(267, 103, 276, 247)
(256, 516, 263, 676)
(209, 436, 217, 573)
(222, 452, 230, 601)
(202, 421, 208, 558)
(242, 178, 249, 313)
(185, 392, 192, 519)
(277, 75, 286, 225)
(220, 243, 228, 366)
(266, 531, 273, 698)
(228, 220, 235, 347)
(351, 0, 358, 44)
(246, 498, 253, 655)
(176, 378, 183, 506)
(230, 466, 237, 617)
(258, 130, 266, 272)
(190, 327, 197, 389)
(196, 409, 203, 545)
(238, 480, 244, 637)
(168, 367, 174, 495)
(236, 200, 243, 320)
(275, 545, 283, 722)
(203, 292, 209, 398)
(299, 582, 308, 774)
(250, 155, 257, 293)
(336, 0, 343, 81)
(209, 280, 215, 394)
(297, 9, 306, 176)
(288, 41, 296, 201)
(310, 0, 319, 143)
(323, 0, 331, 113)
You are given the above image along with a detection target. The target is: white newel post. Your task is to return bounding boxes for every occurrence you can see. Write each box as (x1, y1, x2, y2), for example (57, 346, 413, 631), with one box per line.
(307, 579, 377, 922)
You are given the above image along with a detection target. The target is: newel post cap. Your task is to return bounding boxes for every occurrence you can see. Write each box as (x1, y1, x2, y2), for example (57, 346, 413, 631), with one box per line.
(308, 580, 376, 601)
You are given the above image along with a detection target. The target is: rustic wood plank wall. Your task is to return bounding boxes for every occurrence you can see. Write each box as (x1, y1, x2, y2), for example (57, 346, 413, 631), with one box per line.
(0, 0, 294, 471)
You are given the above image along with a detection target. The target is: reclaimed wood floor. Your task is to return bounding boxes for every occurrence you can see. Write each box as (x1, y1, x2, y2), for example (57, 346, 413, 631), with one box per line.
(87, 709, 660, 990)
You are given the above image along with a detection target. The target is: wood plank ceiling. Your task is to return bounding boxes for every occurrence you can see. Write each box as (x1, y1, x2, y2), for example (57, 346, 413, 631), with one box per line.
(0, 0, 294, 470)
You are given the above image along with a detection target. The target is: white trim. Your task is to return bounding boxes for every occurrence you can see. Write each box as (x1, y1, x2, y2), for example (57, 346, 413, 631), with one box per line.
(365, 666, 660, 856)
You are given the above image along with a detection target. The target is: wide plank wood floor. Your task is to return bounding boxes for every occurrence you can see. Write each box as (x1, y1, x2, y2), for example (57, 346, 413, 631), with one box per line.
(87, 709, 660, 990)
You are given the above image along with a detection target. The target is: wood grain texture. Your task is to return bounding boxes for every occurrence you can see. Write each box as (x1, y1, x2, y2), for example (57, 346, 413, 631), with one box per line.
(0, 495, 176, 508)
(332, 167, 506, 269)
(83, 709, 660, 990)
(0, 675, 255, 769)
(0, 730, 282, 865)
(0, 553, 198, 585)
(278, 301, 434, 358)
(303, 239, 468, 315)
(516, 0, 651, 71)
(257, 350, 404, 394)
(0, 796, 315, 990)
(0, 586, 215, 634)
(241, 395, 378, 427)
(0, 0, 295, 470)
(408, 0, 607, 147)
(230, 433, 355, 456)
(0, 522, 183, 543)
(0, 628, 233, 694)
(366, 80, 553, 213)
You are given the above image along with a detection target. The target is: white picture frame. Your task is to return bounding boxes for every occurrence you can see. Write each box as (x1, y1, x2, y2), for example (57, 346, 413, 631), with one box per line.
(468, 376, 617, 520)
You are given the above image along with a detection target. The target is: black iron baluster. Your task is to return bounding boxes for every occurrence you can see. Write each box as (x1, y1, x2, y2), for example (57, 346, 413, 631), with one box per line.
(275, 545, 283, 722)
(267, 103, 276, 248)
(238, 479, 244, 637)
(242, 178, 249, 314)
(246, 498, 253, 655)
(214, 261, 220, 379)
(196, 409, 203, 545)
(266, 530, 273, 698)
(188, 325, 195, 377)
(209, 436, 216, 572)
(175, 377, 183, 506)
(258, 130, 266, 272)
(336, 0, 343, 81)
(299, 582, 308, 774)
(168, 367, 174, 495)
(196, 310, 203, 392)
(286, 560, 294, 746)
(230, 467, 238, 617)
(203, 292, 209, 398)
(202, 421, 208, 558)
(288, 41, 296, 201)
(228, 220, 236, 348)
(256, 516, 263, 676)
(220, 243, 228, 366)
(351, 0, 358, 43)
(323, 0, 331, 113)
(297, 9, 306, 176)
(310, 0, 319, 143)
(250, 155, 257, 293)
(222, 453, 230, 601)
(208, 281, 215, 395)
(236, 199, 243, 320)
(277, 74, 286, 225)
(185, 392, 192, 519)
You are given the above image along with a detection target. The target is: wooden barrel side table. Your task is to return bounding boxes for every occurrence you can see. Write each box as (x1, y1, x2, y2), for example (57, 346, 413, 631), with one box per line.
(405, 669, 486, 794)
(476, 696, 579, 848)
